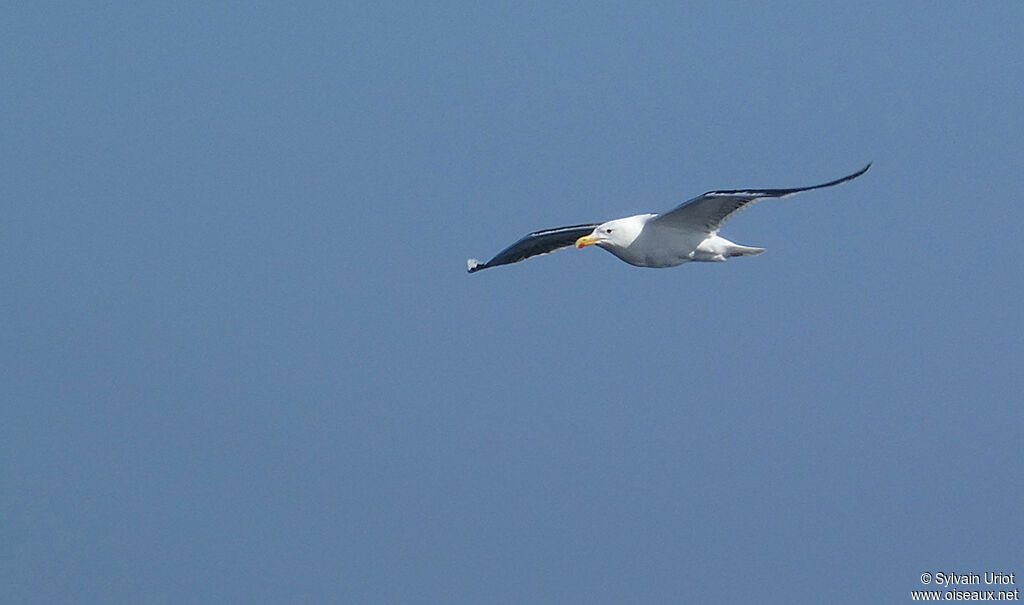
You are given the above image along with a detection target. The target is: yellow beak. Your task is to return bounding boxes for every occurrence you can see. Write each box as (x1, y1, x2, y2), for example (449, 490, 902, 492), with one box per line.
(576, 234, 600, 248)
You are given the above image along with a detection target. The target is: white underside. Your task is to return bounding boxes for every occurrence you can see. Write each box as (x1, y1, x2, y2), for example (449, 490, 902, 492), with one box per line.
(600, 221, 764, 268)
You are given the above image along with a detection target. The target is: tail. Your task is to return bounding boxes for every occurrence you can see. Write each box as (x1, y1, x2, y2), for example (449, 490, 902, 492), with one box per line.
(728, 245, 765, 258)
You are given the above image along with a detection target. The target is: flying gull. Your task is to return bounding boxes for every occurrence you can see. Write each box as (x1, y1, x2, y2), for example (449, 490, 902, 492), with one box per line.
(467, 164, 870, 273)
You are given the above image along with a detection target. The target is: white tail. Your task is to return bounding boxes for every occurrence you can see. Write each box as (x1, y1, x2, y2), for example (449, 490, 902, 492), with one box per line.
(728, 245, 765, 257)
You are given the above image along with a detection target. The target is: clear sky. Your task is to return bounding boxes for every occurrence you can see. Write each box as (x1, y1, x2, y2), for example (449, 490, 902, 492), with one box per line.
(3, 3, 1022, 603)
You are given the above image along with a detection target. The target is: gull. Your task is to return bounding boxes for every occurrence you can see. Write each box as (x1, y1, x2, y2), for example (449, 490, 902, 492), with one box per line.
(467, 164, 869, 273)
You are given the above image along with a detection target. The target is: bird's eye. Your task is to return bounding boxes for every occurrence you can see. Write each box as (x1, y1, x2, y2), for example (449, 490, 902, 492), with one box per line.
(605, 228, 613, 234)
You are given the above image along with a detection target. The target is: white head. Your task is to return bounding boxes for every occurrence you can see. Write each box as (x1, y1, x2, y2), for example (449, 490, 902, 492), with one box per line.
(575, 215, 647, 251)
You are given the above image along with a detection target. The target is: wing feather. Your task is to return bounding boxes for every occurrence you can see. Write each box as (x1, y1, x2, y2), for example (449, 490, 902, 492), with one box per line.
(650, 164, 870, 234)
(467, 223, 600, 273)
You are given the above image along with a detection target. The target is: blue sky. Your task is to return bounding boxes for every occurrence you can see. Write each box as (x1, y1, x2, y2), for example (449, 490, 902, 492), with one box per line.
(3, 3, 1022, 603)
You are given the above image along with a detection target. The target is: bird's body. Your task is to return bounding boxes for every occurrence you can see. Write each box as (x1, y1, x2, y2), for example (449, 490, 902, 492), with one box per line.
(467, 164, 869, 273)
(581, 214, 764, 268)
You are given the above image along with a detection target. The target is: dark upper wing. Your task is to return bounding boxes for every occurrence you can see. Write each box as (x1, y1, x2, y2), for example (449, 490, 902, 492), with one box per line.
(650, 164, 871, 234)
(467, 223, 600, 273)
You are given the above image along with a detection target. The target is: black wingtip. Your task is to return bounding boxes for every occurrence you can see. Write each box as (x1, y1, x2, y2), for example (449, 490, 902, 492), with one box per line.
(820, 162, 872, 189)
(786, 162, 873, 194)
